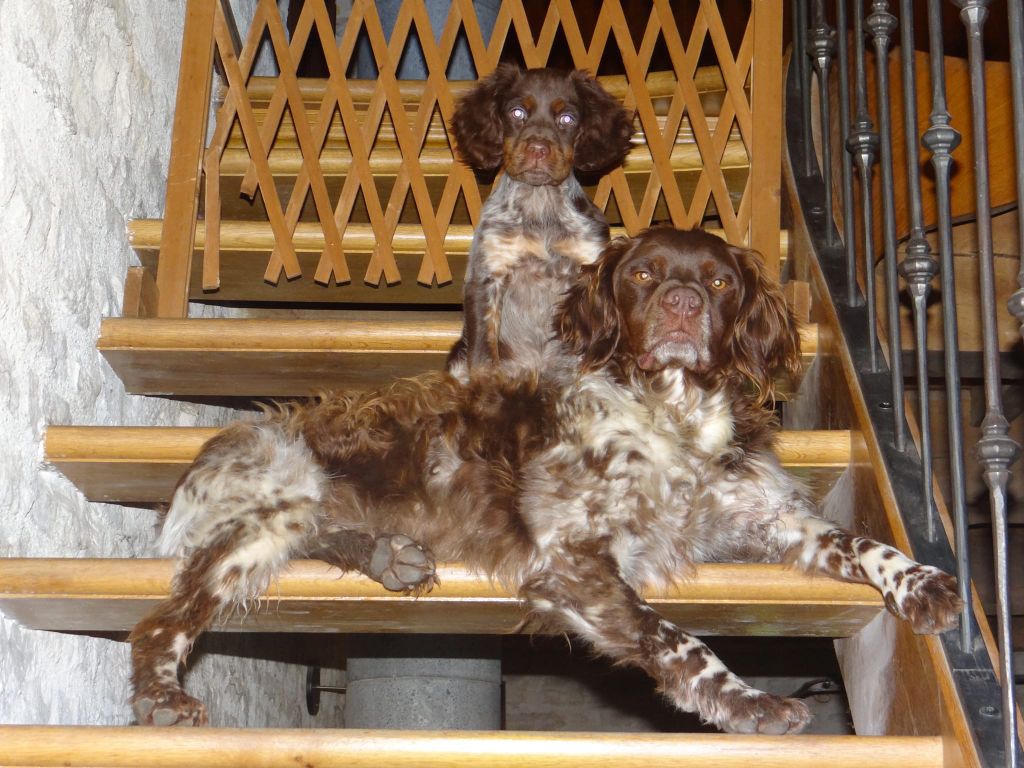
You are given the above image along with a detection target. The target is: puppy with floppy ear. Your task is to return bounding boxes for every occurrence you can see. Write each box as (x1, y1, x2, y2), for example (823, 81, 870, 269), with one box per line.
(447, 64, 634, 376)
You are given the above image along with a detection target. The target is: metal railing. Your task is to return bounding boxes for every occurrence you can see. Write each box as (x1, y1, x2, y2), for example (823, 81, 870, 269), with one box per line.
(790, 0, 1021, 763)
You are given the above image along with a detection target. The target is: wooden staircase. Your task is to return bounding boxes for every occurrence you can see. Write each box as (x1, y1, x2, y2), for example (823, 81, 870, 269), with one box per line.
(0, 1, 995, 766)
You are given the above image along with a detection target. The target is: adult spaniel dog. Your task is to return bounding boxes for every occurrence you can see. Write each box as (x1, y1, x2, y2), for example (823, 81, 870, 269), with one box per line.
(131, 228, 961, 733)
(446, 64, 634, 375)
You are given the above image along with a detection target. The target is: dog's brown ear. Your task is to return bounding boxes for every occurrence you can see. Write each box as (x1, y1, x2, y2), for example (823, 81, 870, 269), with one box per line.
(570, 69, 634, 174)
(450, 64, 522, 171)
(555, 237, 632, 370)
(727, 246, 802, 404)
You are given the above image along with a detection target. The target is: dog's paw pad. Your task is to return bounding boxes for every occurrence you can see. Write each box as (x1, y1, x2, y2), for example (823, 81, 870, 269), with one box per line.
(133, 688, 208, 727)
(370, 534, 436, 592)
(722, 690, 811, 735)
(888, 565, 963, 634)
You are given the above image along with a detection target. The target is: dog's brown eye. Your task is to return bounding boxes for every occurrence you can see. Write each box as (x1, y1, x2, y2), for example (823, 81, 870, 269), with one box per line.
(709, 277, 728, 290)
(558, 113, 576, 127)
(510, 106, 527, 121)
(633, 270, 652, 283)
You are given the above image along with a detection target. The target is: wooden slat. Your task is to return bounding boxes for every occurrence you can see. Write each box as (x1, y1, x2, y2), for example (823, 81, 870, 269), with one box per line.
(0, 727, 943, 768)
(224, 69, 730, 107)
(44, 424, 844, 503)
(0, 559, 881, 636)
(155, 0, 217, 318)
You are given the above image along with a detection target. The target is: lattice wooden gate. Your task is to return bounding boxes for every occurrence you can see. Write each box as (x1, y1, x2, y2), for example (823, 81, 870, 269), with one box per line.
(153, 0, 783, 318)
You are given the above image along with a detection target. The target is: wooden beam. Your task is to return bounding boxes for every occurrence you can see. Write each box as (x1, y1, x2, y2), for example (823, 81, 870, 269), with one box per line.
(0, 559, 882, 637)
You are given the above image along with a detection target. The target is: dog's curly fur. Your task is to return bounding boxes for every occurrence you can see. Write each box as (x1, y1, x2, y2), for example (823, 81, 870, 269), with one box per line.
(446, 65, 634, 376)
(129, 228, 962, 733)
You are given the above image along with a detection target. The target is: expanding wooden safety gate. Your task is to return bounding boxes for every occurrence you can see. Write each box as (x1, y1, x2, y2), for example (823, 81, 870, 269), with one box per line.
(153, 0, 784, 317)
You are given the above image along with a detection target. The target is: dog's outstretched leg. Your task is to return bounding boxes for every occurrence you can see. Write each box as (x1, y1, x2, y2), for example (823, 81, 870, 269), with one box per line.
(778, 512, 962, 634)
(519, 546, 811, 734)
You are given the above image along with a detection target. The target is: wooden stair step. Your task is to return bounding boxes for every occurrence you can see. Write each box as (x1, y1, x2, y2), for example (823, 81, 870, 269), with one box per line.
(127, 220, 790, 261)
(128, 223, 789, 306)
(0, 560, 882, 636)
(0, 726, 942, 768)
(45, 426, 846, 504)
(97, 317, 817, 397)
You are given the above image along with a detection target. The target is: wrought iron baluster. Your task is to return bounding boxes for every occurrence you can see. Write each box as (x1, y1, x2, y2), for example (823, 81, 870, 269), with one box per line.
(952, 2, 1021, 764)
(867, 0, 906, 450)
(847, 0, 881, 371)
(922, 0, 970, 648)
(895, 0, 937, 539)
(835, 0, 858, 305)
(794, 0, 814, 175)
(809, 0, 836, 246)
(1008, 0, 1024, 335)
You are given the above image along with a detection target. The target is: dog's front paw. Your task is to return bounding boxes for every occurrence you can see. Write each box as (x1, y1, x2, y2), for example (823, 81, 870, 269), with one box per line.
(133, 686, 208, 727)
(884, 564, 963, 634)
(370, 534, 437, 592)
(718, 688, 812, 735)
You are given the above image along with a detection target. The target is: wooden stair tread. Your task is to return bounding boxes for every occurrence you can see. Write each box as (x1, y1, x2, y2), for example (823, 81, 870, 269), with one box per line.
(127, 220, 790, 258)
(0, 560, 882, 636)
(97, 317, 817, 397)
(45, 426, 846, 504)
(0, 726, 942, 767)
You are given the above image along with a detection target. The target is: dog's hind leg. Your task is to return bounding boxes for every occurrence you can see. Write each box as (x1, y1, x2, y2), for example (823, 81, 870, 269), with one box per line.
(130, 421, 324, 726)
(130, 498, 319, 726)
(519, 546, 811, 735)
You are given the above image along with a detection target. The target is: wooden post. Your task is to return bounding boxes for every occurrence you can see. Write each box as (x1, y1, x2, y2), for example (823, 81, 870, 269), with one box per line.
(749, 0, 784, 277)
(155, 0, 217, 318)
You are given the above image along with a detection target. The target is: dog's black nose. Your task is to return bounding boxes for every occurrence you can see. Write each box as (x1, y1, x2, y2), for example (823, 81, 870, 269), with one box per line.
(661, 286, 703, 318)
(525, 139, 551, 160)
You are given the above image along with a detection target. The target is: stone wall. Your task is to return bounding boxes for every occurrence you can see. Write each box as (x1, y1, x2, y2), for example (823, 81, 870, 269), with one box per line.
(0, 0, 343, 727)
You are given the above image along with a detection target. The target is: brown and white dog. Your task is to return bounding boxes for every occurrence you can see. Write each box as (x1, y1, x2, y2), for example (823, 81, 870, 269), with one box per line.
(446, 64, 634, 375)
(130, 227, 961, 733)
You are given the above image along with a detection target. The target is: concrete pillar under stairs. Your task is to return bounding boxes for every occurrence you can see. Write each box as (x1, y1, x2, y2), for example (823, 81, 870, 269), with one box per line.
(344, 635, 502, 729)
